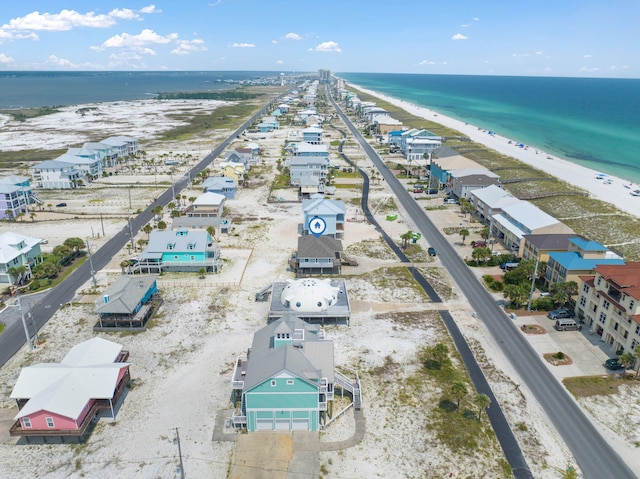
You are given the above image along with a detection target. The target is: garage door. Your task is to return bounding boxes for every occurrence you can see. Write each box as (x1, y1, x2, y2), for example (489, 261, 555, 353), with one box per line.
(292, 419, 309, 431)
(256, 419, 272, 431)
(275, 419, 290, 431)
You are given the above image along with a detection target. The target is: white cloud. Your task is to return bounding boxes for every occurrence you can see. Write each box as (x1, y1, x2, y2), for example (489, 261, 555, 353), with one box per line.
(473, 17, 479, 21)
(276, 59, 283, 64)
(2, 9, 116, 32)
(92, 29, 178, 54)
(512, 53, 530, 58)
(230, 42, 255, 48)
(578, 66, 601, 72)
(171, 38, 207, 55)
(109, 9, 139, 21)
(0, 52, 14, 64)
(460, 24, 470, 28)
(451, 33, 468, 40)
(418, 60, 436, 65)
(208, 0, 222, 6)
(48, 54, 74, 66)
(609, 65, 629, 71)
(535, 51, 543, 55)
(283, 32, 302, 41)
(583, 54, 593, 58)
(314, 41, 341, 53)
(140, 5, 162, 14)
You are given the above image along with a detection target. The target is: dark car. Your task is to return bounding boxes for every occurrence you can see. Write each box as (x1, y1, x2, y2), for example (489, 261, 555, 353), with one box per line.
(604, 358, 625, 371)
(547, 308, 574, 320)
(413, 188, 424, 194)
(55, 202, 67, 207)
(428, 247, 436, 257)
(471, 241, 488, 248)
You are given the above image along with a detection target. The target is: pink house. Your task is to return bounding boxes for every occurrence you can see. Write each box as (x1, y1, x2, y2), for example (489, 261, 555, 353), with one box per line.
(9, 337, 130, 443)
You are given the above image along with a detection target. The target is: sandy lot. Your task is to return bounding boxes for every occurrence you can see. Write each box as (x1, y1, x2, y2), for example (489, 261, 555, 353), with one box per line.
(1, 96, 638, 479)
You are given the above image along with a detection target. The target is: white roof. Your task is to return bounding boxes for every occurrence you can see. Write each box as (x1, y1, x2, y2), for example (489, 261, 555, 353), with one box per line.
(193, 192, 225, 206)
(10, 338, 128, 420)
(280, 278, 340, 312)
(450, 168, 499, 179)
(471, 184, 519, 208)
(0, 231, 42, 264)
(499, 202, 561, 231)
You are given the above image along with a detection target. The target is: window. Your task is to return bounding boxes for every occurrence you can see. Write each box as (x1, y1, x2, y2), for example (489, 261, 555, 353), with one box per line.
(23, 417, 32, 428)
(167, 243, 174, 250)
(46, 417, 55, 428)
(271, 380, 276, 387)
(596, 277, 602, 285)
(287, 380, 294, 385)
(599, 312, 607, 324)
(632, 339, 639, 350)
(603, 300, 610, 310)
(579, 297, 587, 307)
(582, 283, 590, 293)
(635, 325, 640, 336)
(630, 300, 636, 311)
(187, 243, 195, 250)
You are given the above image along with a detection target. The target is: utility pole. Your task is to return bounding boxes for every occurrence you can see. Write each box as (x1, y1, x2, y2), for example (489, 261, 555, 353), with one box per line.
(527, 256, 540, 312)
(86, 239, 97, 287)
(174, 427, 185, 479)
(100, 212, 105, 236)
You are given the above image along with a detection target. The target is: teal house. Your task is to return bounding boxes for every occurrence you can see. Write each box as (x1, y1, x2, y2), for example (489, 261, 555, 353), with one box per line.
(133, 228, 221, 273)
(232, 314, 344, 432)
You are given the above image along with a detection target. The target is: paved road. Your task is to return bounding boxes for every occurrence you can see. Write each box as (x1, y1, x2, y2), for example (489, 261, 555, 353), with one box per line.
(0, 97, 279, 367)
(335, 126, 532, 478)
(328, 88, 636, 479)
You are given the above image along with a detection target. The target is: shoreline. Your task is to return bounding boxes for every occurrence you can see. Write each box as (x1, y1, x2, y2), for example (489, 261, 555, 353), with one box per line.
(346, 82, 640, 218)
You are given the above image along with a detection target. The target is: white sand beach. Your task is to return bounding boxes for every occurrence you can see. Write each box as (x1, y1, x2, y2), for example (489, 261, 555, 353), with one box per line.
(349, 84, 640, 219)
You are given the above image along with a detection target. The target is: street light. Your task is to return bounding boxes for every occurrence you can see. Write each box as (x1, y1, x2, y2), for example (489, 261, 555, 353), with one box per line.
(85, 239, 97, 287)
(8, 296, 33, 351)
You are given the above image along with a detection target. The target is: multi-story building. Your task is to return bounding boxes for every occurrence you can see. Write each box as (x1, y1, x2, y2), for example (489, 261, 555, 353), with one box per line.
(576, 262, 640, 354)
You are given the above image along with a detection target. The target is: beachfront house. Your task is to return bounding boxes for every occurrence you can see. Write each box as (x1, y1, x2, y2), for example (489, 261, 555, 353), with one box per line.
(202, 176, 237, 199)
(521, 234, 585, 262)
(0, 175, 40, 220)
(30, 159, 83, 190)
(449, 169, 501, 200)
(0, 231, 44, 286)
(94, 275, 159, 330)
(430, 154, 484, 189)
(52, 153, 103, 182)
(134, 229, 221, 273)
(287, 143, 330, 187)
(400, 129, 442, 161)
(230, 314, 336, 432)
(375, 117, 404, 135)
(491, 202, 574, 256)
(290, 235, 343, 276)
(77, 142, 119, 169)
(301, 198, 346, 239)
(576, 262, 640, 354)
(544, 238, 625, 286)
(469, 184, 521, 223)
(9, 337, 131, 443)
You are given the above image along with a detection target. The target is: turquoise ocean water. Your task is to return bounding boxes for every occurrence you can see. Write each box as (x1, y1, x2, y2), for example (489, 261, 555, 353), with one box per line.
(339, 73, 640, 183)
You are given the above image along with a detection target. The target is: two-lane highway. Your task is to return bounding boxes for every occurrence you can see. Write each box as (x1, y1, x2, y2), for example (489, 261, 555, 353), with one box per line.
(0, 96, 280, 367)
(328, 87, 636, 479)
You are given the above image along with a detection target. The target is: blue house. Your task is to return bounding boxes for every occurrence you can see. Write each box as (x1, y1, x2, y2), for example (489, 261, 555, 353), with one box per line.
(134, 229, 221, 273)
(301, 198, 346, 238)
(0, 175, 39, 220)
(545, 237, 625, 286)
(231, 314, 337, 431)
(94, 275, 159, 330)
(302, 126, 323, 145)
(202, 176, 237, 199)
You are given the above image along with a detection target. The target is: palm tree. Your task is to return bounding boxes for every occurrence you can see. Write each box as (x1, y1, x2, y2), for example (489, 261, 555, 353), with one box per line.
(157, 220, 167, 230)
(451, 382, 468, 409)
(633, 345, 640, 379)
(29, 212, 36, 222)
(47, 203, 53, 211)
(120, 260, 130, 274)
(619, 352, 635, 375)
(432, 343, 449, 369)
(472, 246, 491, 265)
(142, 223, 153, 239)
(400, 231, 414, 249)
(474, 393, 491, 421)
(207, 226, 217, 241)
(459, 228, 470, 244)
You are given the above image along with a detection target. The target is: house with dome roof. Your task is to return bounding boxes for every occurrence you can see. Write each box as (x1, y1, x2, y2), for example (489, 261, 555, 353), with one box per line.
(268, 278, 350, 325)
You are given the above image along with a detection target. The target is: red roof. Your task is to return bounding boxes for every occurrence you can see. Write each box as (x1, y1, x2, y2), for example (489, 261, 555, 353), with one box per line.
(594, 262, 640, 301)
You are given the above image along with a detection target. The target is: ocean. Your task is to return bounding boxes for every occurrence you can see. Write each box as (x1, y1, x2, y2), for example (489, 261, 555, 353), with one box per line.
(339, 73, 640, 183)
(0, 70, 288, 109)
(1, 71, 638, 182)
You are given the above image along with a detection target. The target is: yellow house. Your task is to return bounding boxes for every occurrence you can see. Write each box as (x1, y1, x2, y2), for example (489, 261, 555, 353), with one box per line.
(219, 163, 245, 183)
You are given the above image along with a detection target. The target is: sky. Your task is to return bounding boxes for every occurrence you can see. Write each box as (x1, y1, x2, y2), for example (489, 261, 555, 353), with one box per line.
(0, 0, 638, 78)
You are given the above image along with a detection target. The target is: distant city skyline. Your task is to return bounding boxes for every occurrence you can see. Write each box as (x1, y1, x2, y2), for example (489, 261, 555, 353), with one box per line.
(0, 1, 638, 78)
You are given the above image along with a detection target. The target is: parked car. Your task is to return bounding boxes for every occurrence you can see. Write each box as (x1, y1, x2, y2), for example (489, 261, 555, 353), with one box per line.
(554, 319, 581, 331)
(547, 308, 574, 320)
(56, 202, 67, 207)
(604, 358, 625, 371)
(428, 247, 436, 257)
(413, 188, 424, 193)
(471, 241, 487, 248)
(444, 198, 458, 205)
